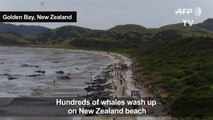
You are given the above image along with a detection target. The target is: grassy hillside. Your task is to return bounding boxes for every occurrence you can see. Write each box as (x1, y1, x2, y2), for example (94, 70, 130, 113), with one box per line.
(0, 23, 50, 45)
(34, 22, 213, 47)
(130, 37, 213, 118)
(108, 24, 149, 34)
(35, 25, 106, 44)
(196, 18, 213, 32)
(158, 24, 213, 38)
(35, 25, 148, 49)
(0, 32, 30, 45)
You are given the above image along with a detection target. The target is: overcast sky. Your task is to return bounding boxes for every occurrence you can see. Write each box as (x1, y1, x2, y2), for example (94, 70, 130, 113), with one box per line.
(0, 0, 213, 29)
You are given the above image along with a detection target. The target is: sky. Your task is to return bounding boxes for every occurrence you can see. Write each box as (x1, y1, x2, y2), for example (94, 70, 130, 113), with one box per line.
(0, 0, 213, 29)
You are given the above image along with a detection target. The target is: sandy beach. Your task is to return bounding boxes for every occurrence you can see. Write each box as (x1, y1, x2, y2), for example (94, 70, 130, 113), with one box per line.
(81, 51, 171, 120)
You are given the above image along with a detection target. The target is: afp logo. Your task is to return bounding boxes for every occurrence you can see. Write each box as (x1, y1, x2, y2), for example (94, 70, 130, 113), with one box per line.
(175, 7, 202, 26)
(175, 7, 202, 16)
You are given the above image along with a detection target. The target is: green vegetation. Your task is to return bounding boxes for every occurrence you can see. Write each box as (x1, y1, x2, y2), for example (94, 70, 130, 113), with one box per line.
(0, 23, 49, 36)
(0, 32, 30, 45)
(108, 24, 149, 34)
(131, 37, 213, 118)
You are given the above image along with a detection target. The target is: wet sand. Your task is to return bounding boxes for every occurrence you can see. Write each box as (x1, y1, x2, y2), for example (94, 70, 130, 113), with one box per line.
(0, 47, 111, 97)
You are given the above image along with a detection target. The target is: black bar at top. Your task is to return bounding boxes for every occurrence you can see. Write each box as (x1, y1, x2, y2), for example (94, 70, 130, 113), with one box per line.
(0, 11, 77, 22)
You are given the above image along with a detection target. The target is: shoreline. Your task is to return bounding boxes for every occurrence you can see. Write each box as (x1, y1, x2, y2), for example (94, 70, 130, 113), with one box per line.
(81, 51, 170, 120)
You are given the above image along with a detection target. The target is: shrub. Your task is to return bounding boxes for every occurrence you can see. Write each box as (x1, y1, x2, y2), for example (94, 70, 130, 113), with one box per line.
(182, 74, 207, 87)
(169, 69, 186, 79)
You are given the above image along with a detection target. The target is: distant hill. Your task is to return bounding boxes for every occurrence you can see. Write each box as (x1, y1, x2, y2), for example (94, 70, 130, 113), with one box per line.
(196, 18, 213, 31)
(33, 19, 213, 48)
(35, 25, 105, 45)
(35, 24, 150, 48)
(156, 22, 213, 39)
(0, 23, 50, 36)
(108, 24, 148, 34)
(1, 18, 213, 47)
(0, 32, 29, 45)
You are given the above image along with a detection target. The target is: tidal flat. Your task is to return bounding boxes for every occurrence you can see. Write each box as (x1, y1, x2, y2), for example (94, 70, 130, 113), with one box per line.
(0, 47, 111, 97)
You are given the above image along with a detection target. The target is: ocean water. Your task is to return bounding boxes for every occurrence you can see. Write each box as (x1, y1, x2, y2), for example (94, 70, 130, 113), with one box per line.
(0, 47, 111, 97)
